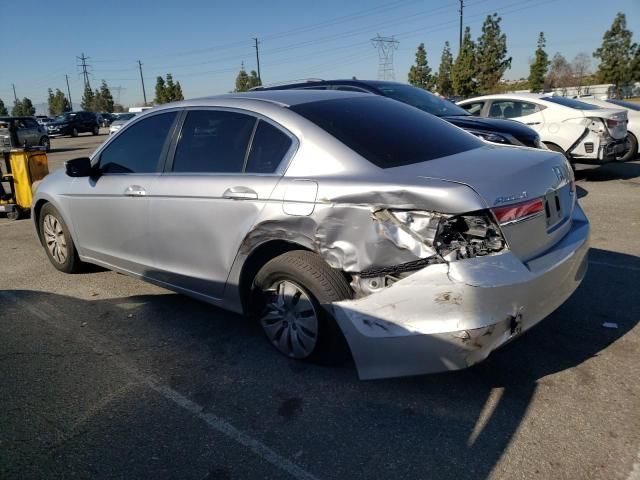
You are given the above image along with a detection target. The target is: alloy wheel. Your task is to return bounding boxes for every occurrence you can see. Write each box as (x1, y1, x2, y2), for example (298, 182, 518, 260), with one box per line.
(43, 214, 68, 264)
(260, 280, 319, 359)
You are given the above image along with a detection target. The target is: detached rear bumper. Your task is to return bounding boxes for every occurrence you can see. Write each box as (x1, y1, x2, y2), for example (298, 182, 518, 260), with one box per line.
(333, 204, 590, 380)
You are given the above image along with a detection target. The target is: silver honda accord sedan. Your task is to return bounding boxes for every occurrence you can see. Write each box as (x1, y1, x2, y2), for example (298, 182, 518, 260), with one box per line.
(32, 90, 590, 379)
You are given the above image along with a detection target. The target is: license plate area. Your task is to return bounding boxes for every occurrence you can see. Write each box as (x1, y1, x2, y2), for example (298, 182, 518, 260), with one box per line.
(544, 191, 562, 227)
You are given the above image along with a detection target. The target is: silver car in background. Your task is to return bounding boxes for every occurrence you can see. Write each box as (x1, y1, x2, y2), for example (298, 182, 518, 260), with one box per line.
(32, 90, 590, 379)
(108, 112, 138, 134)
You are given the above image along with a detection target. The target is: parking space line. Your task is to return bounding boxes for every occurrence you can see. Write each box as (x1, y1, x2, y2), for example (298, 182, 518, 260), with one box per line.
(1, 291, 320, 480)
(589, 260, 640, 272)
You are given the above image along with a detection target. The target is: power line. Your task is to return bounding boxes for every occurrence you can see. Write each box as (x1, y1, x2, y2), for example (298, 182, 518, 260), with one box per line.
(371, 35, 399, 80)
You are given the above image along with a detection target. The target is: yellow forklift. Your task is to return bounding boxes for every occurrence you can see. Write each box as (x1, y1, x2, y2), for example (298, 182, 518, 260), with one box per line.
(0, 118, 49, 220)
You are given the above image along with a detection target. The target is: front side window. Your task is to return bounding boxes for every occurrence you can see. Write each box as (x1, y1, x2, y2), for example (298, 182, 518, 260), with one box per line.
(245, 120, 292, 174)
(290, 96, 481, 169)
(172, 110, 256, 173)
(97, 112, 177, 174)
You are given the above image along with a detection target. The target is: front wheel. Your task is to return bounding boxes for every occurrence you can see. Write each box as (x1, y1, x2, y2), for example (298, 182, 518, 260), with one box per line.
(253, 251, 352, 364)
(71, 127, 78, 137)
(39, 203, 82, 273)
(92, 125, 99, 136)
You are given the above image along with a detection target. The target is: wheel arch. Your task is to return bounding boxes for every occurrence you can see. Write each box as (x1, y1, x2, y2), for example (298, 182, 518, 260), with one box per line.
(236, 239, 314, 315)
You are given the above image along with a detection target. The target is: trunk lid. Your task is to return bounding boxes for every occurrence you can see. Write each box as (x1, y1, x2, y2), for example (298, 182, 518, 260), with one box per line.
(388, 144, 576, 261)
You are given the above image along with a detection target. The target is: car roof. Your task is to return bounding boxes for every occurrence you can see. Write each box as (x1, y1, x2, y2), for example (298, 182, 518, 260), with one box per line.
(153, 89, 370, 111)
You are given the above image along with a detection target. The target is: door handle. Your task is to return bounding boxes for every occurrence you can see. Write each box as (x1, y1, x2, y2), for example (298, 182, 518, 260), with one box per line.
(124, 185, 147, 196)
(223, 186, 258, 200)
(526, 122, 541, 125)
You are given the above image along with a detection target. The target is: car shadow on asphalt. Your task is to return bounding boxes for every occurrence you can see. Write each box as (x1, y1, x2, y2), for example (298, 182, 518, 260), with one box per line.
(576, 160, 640, 182)
(1, 247, 637, 479)
(48, 146, 88, 154)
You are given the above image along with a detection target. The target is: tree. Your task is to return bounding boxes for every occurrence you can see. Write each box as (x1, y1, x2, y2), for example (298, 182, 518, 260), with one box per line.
(593, 12, 636, 98)
(452, 27, 477, 97)
(113, 104, 125, 113)
(154, 76, 167, 104)
(234, 64, 251, 92)
(436, 41, 453, 97)
(546, 53, 573, 92)
(476, 13, 511, 93)
(154, 74, 183, 104)
(12, 97, 35, 116)
(0, 97, 7, 115)
(81, 85, 95, 111)
(95, 80, 114, 112)
(247, 70, 262, 90)
(47, 88, 71, 115)
(572, 52, 592, 94)
(408, 43, 435, 90)
(632, 47, 640, 82)
(528, 32, 549, 93)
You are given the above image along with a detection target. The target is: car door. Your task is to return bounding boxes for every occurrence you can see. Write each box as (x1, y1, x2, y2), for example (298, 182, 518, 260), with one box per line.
(486, 99, 546, 133)
(13, 119, 32, 146)
(65, 110, 179, 274)
(23, 118, 42, 145)
(148, 108, 295, 300)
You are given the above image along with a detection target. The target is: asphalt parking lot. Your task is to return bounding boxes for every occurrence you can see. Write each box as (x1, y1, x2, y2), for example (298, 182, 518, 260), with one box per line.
(1, 133, 639, 480)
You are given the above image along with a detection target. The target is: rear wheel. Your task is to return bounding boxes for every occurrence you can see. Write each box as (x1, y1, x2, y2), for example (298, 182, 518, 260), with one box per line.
(39, 203, 82, 273)
(545, 142, 574, 170)
(619, 133, 638, 162)
(71, 127, 78, 137)
(92, 125, 99, 136)
(253, 251, 352, 364)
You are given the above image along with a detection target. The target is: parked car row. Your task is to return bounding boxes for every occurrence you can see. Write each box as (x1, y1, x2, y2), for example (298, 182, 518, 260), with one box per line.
(33, 88, 591, 380)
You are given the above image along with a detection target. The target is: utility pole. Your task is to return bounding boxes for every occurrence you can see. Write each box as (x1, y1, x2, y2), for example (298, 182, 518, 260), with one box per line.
(77, 53, 91, 90)
(253, 37, 261, 83)
(12, 83, 17, 102)
(458, 0, 464, 53)
(65, 74, 73, 110)
(371, 34, 399, 80)
(137, 60, 147, 106)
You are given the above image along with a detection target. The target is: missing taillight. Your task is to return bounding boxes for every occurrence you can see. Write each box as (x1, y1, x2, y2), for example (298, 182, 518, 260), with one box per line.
(606, 118, 619, 128)
(491, 198, 544, 224)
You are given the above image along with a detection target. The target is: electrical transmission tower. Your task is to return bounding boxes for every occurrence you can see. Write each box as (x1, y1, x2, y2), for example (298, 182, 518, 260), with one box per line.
(371, 34, 399, 80)
(77, 53, 92, 90)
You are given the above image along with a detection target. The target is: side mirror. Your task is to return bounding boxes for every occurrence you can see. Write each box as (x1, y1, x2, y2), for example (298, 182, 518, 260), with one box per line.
(65, 157, 94, 177)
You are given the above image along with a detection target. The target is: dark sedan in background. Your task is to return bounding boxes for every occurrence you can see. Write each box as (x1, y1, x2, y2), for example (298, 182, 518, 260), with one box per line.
(46, 111, 100, 137)
(255, 79, 545, 149)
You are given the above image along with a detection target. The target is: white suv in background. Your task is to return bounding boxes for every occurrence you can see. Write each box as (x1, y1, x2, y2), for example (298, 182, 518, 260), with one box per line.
(457, 93, 628, 165)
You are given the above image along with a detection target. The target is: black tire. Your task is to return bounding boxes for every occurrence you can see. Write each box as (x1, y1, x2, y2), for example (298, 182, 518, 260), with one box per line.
(71, 127, 78, 137)
(6, 207, 22, 221)
(620, 133, 638, 162)
(92, 125, 99, 136)
(39, 203, 82, 273)
(253, 250, 352, 364)
(39, 136, 50, 152)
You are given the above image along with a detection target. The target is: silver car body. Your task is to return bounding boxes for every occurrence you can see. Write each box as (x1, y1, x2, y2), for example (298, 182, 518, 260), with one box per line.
(32, 91, 590, 379)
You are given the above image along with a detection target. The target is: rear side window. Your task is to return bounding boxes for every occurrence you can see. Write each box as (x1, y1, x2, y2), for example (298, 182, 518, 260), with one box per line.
(173, 110, 256, 173)
(290, 96, 481, 169)
(245, 120, 292, 174)
(98, 112, 177, 174)
(489, 100, 539, 119)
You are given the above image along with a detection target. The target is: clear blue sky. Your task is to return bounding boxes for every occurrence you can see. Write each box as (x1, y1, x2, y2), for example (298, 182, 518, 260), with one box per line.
(1, 0, 638, 113)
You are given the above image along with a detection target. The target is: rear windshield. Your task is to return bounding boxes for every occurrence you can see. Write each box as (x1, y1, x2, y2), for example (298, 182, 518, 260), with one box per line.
(606, 99, 640, 111)
(289, 96, 481, 168)
(374, 83, 470, 117)
(541, 96, 600, 110)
